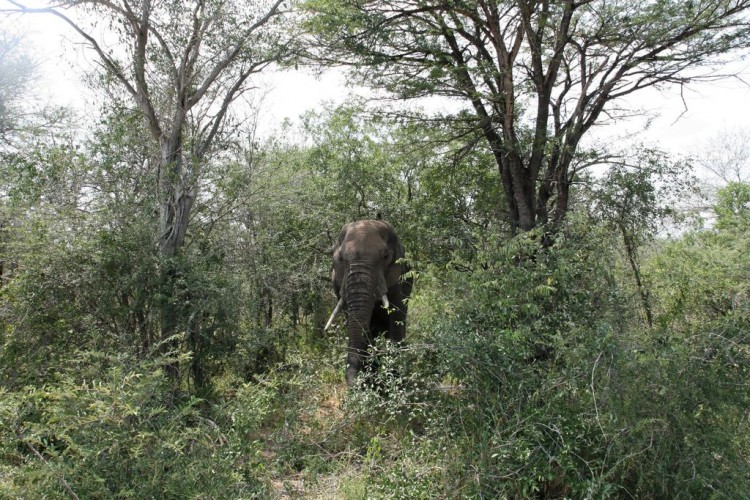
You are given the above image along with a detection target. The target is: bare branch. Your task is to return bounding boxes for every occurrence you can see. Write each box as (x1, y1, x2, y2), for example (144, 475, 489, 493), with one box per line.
(187, 0, 285, 108)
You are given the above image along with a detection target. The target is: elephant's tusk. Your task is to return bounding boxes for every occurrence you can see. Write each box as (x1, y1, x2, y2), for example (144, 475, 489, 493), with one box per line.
(381, 294, 390, 310)
(324, 297, 345, 331)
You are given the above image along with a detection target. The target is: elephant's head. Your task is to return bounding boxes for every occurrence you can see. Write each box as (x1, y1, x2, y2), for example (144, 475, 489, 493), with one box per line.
(325, 220, 410, 386)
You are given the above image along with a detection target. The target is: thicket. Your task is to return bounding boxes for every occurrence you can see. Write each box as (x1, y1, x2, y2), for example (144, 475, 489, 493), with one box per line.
(1, 96, 748, 497)
(1, 4, 749, 491)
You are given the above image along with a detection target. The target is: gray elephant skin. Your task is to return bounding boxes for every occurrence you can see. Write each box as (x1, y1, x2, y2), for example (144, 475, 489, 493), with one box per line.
(325, 220, 413, 386)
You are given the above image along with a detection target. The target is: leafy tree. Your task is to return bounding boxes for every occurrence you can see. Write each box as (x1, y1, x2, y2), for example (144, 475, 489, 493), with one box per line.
(0, 108, 154, 387)
(592, 147, 695, 326)
(0, 26, 72, 285)
(385, 115, 507, 263)
(0, 29, 34, 142)
(6, 0, 294, 377)
(631, 188, 750, 497)
(299, 103, 507, 265)
(302, 105, 406, 221)
(305, 0, 750, 232)
(649, 185, 750, 323)
(240, 106, 411, 334)
(714, 181, 750, 229)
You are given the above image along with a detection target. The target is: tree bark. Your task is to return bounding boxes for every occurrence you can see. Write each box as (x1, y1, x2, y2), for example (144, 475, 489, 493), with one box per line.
(620, 226, 654, 328)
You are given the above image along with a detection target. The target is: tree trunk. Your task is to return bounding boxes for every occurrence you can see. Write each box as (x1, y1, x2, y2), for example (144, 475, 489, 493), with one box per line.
(156, 138, 195, 382)
(621, 226, 653, 328)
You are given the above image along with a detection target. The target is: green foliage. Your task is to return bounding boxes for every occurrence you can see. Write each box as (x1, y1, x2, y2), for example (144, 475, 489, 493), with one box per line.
(305, 0, 750, 229)
(410, 211, 750, 497)
(399, 115, 508, 264)
(590, 147, 698, 326)
(413, 217, 621, 497)
(0, 353, 271, 498)
(302, 105, 405, 221)
(593, 147, 696, 240)
(714, 181, 750, 230)
(3, 19, 749, 494)
(607, 316, 750, 497)
(649, 192, 750, 325)
(296, 103, 507, 265)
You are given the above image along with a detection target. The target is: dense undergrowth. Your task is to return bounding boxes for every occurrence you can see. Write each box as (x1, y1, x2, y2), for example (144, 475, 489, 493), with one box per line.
(3, 2, 750, 496)
(1, 90, 748, 498)
(2, 211, 748, 498)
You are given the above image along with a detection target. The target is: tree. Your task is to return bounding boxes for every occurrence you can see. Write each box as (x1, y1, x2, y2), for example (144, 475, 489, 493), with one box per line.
(0, 29, 34, 142)
(6, 0, 290, 256)
(714, 181, 750, 229)
(5, 0, 294, 377)
(592, 147, 695, 327)
(695, 128, 750, 185)
(306, 0, 750, 232)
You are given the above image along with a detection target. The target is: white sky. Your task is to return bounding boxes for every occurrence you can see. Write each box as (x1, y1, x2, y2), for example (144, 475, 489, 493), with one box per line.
(8, 8, 750, 163)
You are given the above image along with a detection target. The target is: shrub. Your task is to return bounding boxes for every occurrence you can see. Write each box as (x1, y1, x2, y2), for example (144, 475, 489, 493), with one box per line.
(414, 215, 750, 497)
(0, 352, 272, 498)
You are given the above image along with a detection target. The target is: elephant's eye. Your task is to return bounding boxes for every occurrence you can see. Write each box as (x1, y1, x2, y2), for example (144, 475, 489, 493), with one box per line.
(382, 249, 391, 261)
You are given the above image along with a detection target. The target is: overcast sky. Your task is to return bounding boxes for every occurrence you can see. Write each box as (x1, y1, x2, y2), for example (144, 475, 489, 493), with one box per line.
(10, 8, 750, 163)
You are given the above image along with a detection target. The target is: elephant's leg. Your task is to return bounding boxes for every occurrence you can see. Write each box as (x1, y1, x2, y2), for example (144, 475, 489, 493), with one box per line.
(384, 277, 410, 342)
(346, 349, 365, 386)
(364, 307, 390, 378)
(386, 305, 406, 343)
(370, 305, 390, 335)
(384, 287, 410, 390)
(345, 315, 371, 386)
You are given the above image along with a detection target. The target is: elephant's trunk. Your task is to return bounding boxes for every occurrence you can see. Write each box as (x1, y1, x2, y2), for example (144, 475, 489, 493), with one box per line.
(344, 262, 384, 386)
(325, 294, 386, 332)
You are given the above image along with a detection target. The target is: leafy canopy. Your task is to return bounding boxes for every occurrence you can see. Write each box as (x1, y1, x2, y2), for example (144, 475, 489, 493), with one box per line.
(305, 0, 750, 231)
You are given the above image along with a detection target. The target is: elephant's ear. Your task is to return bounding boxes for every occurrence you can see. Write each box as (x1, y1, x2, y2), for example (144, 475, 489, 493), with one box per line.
(331, 224, 349, 296)
(387, 230, 405, 261)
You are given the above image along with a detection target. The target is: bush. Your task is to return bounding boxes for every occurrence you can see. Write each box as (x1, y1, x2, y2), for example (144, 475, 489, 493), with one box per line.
(0, 352, 273, 498)
(412, 215, 750, 497)
(608, 315, 750, 497)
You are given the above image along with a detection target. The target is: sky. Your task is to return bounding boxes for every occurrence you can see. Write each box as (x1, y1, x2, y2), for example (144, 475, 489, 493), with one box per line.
(8, 7, 750, 164)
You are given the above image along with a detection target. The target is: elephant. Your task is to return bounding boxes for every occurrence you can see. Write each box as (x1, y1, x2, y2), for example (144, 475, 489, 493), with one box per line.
(325, 220, 413, 387)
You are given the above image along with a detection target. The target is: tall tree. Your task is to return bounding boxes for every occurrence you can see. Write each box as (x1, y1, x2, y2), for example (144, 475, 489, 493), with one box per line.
(6, 0, 293, 375)
(7, 0, 290, 255)
(306, 0, 750, 232)
(0, 29, 34, 142)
